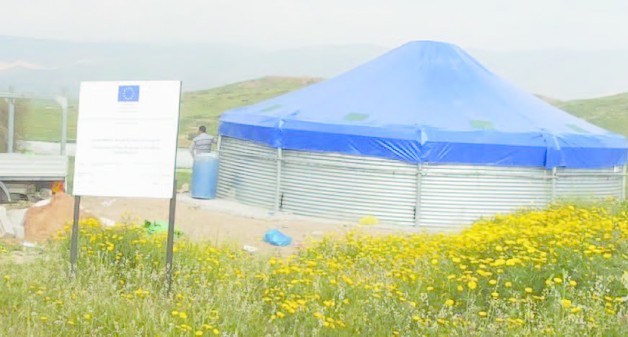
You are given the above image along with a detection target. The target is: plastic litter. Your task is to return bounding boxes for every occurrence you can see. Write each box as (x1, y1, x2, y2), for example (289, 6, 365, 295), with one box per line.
(243, 245, 258, 253)
(98, 217, 116, 227)
(263, 229, 292, 246)
(143, 220, 183, 237)
(22, 241, 37, 248)
(32, 198, 51, 208)
(100, 199, 116, 207)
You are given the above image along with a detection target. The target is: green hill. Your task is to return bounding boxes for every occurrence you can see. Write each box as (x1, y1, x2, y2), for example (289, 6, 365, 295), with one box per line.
(556, 93, 628, 138)
(13, 77, 628, 146)
(13, 76, 320, 146)
(178, 76, 320, 145)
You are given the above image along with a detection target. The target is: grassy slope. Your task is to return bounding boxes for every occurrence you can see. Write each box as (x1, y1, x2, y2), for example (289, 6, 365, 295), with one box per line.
(556, 93, 628, 137)
(15, 78, 628, 145)
(15, 76, 320, 145)
(18, 99, 79, 142)
(177, 76, 321, 145)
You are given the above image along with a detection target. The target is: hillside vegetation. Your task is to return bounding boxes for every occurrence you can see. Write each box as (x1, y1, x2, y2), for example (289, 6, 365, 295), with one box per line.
(178, 76, 320, 145)
(12, 77, 628, 145)
(557, 93, 628, 137)
(14, 77, 319, 146)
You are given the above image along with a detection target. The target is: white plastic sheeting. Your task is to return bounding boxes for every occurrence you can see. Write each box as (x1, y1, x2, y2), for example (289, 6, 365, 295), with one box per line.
(216, 136, 626, 229)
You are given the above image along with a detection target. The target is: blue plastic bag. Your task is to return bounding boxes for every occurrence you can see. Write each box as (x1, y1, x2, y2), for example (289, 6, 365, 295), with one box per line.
(263, 229, 292, 246)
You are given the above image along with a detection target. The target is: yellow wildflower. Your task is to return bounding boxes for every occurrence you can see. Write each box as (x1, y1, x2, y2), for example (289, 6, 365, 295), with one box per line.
(561, 299, 572, 308)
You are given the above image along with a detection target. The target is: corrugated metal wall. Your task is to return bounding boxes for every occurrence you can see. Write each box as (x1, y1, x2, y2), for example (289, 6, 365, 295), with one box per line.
(418, 165, 551, 229)
(216, 137, 277, 209)
(281, 150, 417, 225)
(217, 137, 626, 229)
(556, 167, 624, 200)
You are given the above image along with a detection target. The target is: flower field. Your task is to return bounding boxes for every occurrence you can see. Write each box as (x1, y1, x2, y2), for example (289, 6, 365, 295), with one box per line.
(1, 203, 627, 336)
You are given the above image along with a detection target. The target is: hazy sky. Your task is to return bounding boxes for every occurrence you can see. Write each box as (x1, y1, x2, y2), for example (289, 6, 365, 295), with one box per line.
(3, 0, 628, 51)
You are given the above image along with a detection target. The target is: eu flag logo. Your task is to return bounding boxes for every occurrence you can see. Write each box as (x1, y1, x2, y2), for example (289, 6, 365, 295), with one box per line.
(118, 85, 140, 102)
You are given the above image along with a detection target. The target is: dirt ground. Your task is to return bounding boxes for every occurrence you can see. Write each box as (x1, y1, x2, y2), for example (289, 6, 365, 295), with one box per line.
(78, 193, 388, 255)
(3, 192, 417, 259)
(3, 191, 411, 257)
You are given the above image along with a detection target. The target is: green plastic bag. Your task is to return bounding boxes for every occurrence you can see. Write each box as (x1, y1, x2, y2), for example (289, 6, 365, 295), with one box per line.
(143, 220, 183, 237)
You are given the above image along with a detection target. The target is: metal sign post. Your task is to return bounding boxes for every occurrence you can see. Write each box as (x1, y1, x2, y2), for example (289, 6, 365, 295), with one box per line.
(70, 196, 81, 276)
(165, 179, 177, 293)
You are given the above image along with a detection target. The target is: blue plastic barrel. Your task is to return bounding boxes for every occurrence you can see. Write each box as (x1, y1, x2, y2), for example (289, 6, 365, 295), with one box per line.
(191, 153, 219, 199)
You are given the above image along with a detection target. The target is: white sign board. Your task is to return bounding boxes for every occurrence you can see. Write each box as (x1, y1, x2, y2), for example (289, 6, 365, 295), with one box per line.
(73, 81, 181, 198)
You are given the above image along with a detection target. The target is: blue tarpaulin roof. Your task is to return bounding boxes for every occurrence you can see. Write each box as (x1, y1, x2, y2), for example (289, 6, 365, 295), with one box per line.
(219, 41, 627, 168)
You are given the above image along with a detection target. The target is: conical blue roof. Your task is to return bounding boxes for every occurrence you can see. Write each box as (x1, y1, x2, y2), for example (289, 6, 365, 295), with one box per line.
(219, 41, 627, 168)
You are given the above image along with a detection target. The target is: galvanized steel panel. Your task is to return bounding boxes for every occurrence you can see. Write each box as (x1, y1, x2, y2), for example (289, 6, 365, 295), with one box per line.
(217, 137, 277, 209)
(281, 150, 417, 226)
(0, 154, 68, 180)
(555, 167, 623, 200)
(418, 164, 551, 230)
(216, 138, 625, 231)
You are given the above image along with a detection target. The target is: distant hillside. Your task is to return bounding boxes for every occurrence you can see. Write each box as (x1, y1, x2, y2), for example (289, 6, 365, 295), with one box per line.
(176, 76, 321, 145)
(15, 76, 628, 146)
(557, 93, 628, 138)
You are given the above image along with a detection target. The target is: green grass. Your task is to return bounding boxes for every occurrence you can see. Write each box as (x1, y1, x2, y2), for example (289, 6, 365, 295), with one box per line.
(18, 99, 79, 142)
(557, 93, 628, 138)
(175, 169, 192, 190)
(0, 203, 626, 336)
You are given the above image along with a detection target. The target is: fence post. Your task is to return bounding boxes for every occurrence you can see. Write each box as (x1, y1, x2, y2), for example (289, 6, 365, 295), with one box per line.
(7, 87, 15, 153)
(55, 95, 69, 155)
